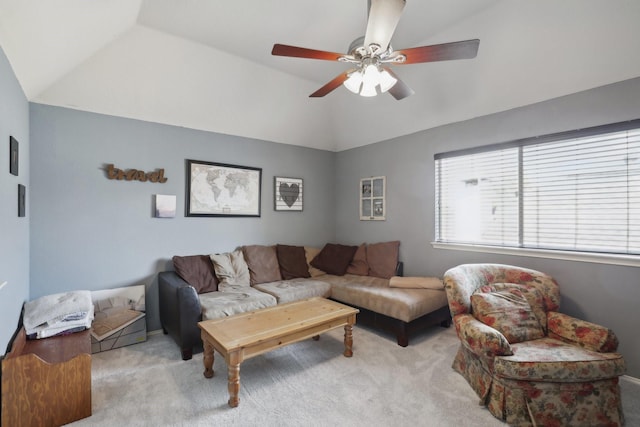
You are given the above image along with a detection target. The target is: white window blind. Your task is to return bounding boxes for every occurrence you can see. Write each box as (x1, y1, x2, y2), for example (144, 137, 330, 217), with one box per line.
(435, 120, 640, 256)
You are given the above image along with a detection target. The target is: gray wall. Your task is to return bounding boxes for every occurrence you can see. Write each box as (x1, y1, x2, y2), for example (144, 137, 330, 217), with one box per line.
(29, 104, 336, 332)
(335, 77, 640, 378)
(0, 46, 30, 353)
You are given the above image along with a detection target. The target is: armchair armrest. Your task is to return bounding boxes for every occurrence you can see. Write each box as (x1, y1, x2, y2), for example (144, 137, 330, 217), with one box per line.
(454, 314, 513, 358)
(158, 271, 203, 359)
(547, 311, 619, 353)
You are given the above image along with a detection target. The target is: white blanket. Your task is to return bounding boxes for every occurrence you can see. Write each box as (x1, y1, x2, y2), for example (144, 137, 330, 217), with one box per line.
(23, 290, 93, 335)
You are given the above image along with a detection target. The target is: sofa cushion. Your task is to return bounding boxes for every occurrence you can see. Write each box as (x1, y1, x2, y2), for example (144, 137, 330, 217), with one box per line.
(346, 244, 368, 276)
(254, 278, 331, 304)
(242, 245, 282, 285)
(471, 288, 544, 344)
(311, 243, 358, 276)
(325, 274, 449, 323)
(210, 250, 250, 287)
(366, 241, 400, 279)
(199, 286, 277, 320)
(172, 255, 218, 293)
(276, 244, 311, 280)
(304, 246, 326, 277)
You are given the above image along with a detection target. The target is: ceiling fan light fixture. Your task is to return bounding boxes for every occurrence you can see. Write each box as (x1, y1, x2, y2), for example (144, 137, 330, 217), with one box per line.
(343, 71, 363, 94)
(378, 68, 397, 93)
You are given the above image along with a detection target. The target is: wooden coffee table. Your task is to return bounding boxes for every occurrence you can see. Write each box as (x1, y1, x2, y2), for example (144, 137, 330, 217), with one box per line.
(198, 297, 359, 407)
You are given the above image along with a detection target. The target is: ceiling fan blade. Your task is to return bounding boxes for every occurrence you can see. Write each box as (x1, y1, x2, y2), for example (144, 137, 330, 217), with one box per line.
(384, 68, 414, 100)
(363, 0, 406, 53)
(309, 72, 351, 97)
(272, 44, 344, 61)
(396, 39, 479, 65)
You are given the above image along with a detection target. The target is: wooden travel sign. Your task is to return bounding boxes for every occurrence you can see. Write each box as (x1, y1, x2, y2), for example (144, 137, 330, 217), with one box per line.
(106, 164, 167, 183)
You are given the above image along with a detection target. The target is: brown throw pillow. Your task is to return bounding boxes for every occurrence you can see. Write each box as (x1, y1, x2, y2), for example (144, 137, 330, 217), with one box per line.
(172, 255, 218, 293)
(310, 243, 358, 276)
(276, 244, 311, 280)
(346, 244, 368, 276)
(367, 241, 400, 279)
(242, 245, 282, 285)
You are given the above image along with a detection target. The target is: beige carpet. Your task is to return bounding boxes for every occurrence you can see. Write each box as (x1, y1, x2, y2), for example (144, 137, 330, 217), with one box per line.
(68, 325, 639, 427)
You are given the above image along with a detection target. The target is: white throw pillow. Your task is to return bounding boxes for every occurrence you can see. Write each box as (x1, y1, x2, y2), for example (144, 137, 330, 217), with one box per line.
(210, 250, 250, 287)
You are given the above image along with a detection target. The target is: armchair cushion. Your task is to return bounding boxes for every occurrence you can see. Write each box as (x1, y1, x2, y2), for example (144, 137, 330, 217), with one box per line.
(494, 337, 626, 382)
(454, 313, 513, 357)
(547, 311, 619, 353)
(471, 288, 544, 344)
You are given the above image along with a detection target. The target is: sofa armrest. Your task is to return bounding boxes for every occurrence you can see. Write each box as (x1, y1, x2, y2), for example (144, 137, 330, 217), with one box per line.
(158, 271, 203, 359)
(454, 313, 513, 358)
(547, 311, 619, 353)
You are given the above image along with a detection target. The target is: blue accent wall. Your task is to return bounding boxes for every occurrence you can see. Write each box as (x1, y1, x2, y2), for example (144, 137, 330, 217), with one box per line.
(29, 104, 335, 332)
(0, 46, 30, 353)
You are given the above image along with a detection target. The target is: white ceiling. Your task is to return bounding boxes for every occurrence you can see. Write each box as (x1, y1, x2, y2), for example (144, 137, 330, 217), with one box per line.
(1, 0, 640, 151)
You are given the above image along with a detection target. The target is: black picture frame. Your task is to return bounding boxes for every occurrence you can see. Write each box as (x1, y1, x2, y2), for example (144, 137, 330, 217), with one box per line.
(185, 159, 262, 217)
(18, 184, 25, 217)
(10, 136, 18, 176)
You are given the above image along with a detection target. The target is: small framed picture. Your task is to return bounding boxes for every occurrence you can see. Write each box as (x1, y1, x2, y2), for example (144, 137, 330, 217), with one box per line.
(155, 194, 177, 218)
(274, 177, 303, 211)
(360, 176, 385, 221)
(10, 136, 19, 176)
(18, 184, 26, 217)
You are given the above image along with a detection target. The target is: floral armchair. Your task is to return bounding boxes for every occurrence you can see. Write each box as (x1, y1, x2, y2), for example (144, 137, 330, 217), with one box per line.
(443, 264, 626, 426)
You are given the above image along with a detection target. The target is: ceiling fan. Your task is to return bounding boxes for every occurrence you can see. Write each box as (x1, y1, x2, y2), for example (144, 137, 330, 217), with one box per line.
(271, 0, 479, 100)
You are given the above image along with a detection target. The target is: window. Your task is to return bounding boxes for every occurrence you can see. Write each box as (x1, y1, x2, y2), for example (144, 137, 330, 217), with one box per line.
(435, 120, 640, 257)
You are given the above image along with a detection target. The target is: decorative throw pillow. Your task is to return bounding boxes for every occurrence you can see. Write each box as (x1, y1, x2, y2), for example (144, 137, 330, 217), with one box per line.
(471, 289, 544, 344)
(482, 283, 548, 330)
(366, 241, 400, 279)
(310, 243, 358, 276)
(242, 245, 282, 285)
(172, 255, 218, 293)
(210, 250, 250, 287)
(276, 244, 311, 280)
(304, 246, 326, 277)
(346, 244, 368, 276)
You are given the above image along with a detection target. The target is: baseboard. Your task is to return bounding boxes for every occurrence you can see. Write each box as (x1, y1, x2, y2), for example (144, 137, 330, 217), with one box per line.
(622, 374, 640, 385)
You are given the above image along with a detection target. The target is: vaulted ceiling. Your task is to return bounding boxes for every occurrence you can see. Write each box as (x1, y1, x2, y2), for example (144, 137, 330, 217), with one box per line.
(1, 0, 640, 151)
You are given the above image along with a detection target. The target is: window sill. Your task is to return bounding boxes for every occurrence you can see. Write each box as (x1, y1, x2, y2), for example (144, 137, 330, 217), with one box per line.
(431, 242, 640, 268)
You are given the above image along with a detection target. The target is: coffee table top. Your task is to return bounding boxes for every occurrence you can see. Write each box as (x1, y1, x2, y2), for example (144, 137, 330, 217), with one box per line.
(198, 297, 358, 352)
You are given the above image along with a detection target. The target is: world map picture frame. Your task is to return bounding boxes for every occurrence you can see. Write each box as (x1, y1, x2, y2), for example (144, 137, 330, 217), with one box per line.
(185, 159, 262, 217)
(274, 177, 303, 211)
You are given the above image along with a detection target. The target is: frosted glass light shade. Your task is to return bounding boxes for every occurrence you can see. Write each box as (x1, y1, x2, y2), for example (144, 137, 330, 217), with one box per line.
(378, 69, 397, 93)
(343, 71, 363, 93)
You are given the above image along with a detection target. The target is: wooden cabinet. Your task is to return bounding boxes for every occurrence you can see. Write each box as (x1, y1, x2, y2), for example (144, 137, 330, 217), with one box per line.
(1, 328, 91, 427)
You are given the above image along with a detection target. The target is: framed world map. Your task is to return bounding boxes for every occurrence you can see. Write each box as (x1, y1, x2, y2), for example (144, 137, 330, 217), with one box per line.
(186, 159, 262, 217)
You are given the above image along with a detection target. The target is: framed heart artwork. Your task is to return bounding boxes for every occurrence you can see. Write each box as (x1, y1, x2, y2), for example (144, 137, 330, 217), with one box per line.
(274, 177, 303, 211)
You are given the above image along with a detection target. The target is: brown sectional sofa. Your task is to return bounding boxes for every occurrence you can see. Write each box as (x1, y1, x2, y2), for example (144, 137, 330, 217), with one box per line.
(158, 242, 450, 360)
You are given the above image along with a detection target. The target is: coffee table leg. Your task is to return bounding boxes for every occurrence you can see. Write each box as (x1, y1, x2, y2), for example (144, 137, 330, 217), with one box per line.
(343, 324, 354, 357)
(203, 340, 214, 378)
(227, 351, 242, 407)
